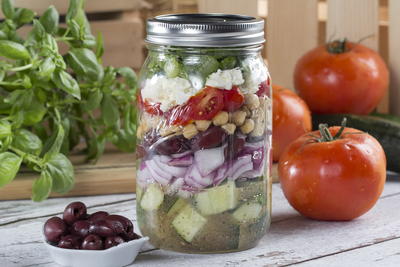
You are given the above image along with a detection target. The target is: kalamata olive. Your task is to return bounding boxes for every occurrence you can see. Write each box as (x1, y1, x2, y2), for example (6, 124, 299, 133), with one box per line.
(63, 202, 87, 225)
(81, 234, 103, 250)
(43, 217, 67, 243)
(104, 236, 125, 249)
(88, 211, 109, 223)
(225, 135, 246, 160)
(155, 135, 191, 155)
(105, 215, 133, 235)
(70, 220, 91, 237)
(89, 220, 115, 237)
(191, 126, 227, 150)
(123, 232, 141, 241)
(58, 235, 81, 249)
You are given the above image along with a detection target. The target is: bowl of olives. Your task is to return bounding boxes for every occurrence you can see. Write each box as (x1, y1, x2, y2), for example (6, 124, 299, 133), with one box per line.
(43, 201, 148, 267)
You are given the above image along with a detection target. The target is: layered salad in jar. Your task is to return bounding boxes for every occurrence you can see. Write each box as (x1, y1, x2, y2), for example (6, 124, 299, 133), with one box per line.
(136, 49, 272, 253)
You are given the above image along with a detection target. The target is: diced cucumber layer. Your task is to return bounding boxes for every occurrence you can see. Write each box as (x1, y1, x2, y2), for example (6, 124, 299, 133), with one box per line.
(172, 204, 207, 243)
(140, 183, 164, 211)
(194, 181, 238, 216)
(233, 202, 263, 223)
(167, 198, 187, 216)
(136, 185, 143, 202)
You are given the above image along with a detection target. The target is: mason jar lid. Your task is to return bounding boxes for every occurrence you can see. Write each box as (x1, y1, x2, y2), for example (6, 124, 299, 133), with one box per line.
(146, 13, 265, 47)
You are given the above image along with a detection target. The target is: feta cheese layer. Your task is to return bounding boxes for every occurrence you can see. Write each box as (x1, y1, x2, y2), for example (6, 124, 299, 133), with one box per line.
(141, 75, 198, 112)
(205, 68, 244, 90)
(240, 58, 269, 94)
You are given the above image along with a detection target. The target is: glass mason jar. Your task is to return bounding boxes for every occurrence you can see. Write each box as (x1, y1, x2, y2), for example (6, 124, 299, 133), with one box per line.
(136, 14, 272, 253)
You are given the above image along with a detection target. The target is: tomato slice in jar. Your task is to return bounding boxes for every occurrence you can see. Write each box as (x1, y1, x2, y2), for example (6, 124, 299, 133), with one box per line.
(165, 104, 194, 125)
(189, 86, 224, 120)
(222, 86, 244, 112)
(137, 93, 164, 116)
(256, 78, 271, 97)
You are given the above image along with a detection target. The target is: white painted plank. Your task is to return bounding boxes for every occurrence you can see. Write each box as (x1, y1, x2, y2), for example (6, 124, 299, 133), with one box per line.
(198, 0, 259, 17)
(0, 193, 135, 225)
(1, 183, 400, 266)
(267, 0, 319, 89)
(389, 0, 400, 115)
(296, 237, 400, 267)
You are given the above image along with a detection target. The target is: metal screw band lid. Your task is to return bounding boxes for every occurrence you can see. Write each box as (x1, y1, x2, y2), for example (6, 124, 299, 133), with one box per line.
(146, 13, 265, 47)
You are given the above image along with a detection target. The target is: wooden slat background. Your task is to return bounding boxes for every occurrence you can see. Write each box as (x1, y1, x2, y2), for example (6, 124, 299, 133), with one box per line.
(389, 0, 400, 116)
(266, 0, 319, 89)
(198, 0, 259, 16)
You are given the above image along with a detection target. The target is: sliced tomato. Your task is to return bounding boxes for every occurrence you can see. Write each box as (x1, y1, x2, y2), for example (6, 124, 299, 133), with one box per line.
(137, 93, 163, 116)
(165, 104, 193, 125)
(189, 86, 224, 120)
(222, 86, 244, 111)
(256, 78, 271, 97)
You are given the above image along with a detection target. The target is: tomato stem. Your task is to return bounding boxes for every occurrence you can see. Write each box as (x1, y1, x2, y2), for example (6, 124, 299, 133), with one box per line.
(318, 118, 347, 142)
(327, 39, 349, 54)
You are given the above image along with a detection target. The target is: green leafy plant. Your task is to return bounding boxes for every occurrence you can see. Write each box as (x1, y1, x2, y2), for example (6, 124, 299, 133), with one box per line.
(0, 0, 137, 201)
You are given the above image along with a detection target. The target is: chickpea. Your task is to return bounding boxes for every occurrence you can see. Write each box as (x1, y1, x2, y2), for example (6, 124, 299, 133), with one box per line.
(245, 94, 260, 110)
(212, 111, 229, 126)
(221, 123, 236, 135)
(241, 106, 252, 118)
(232, 110, 246, 126)
(160, 125, 180, 137)
(240, 119, 255, 134)
(183, 124, 198, 139)
(195, 120, 211, 132)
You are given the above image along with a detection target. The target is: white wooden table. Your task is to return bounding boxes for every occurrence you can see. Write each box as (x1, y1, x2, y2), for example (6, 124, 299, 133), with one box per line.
(1, 178, 399, 267)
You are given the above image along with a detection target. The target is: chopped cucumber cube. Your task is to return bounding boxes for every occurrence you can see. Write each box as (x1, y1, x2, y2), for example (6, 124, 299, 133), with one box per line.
(167, 198, 187, 216)
(232, 202, 263, 223)
(140, 183, 164, 211)
(172, 204, 207, 243)
(194, 181, 238, 216)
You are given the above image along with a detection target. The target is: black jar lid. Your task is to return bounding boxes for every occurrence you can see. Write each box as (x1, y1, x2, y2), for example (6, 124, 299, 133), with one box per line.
(146, 13, 265, 47)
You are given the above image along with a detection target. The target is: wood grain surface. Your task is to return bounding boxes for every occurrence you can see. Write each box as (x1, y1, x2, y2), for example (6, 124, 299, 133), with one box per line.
(1, 181, 399, 266)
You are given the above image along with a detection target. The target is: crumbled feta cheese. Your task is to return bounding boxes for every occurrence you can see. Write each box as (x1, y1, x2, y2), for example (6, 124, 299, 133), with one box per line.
(205, 68, 244, 90)
(141, 75, 197, 112)
(240, 58, 269, 94)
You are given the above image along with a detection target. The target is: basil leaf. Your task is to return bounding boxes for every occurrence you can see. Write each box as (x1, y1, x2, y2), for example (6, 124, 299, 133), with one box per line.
(95, 32, 104, 59)
(66, 48, 104, 81)
(85, 89, 103, 111)
(43, 123, 64, 162)
(46, 153, 74, 194)
(87, 135, 105, 162)
(27, 20, 46, 43)
(101, 94, 120, 127)
(12, 129, 43, 155)
(0, 152, 22, 187)
(38, 57, 56, 79)
(52, 70, 81, 100)
(220, 56, 237, 70)
(0, 120, 11, 139)
(39, 6, 59, 34)
(0, 40, 30, 60)
(1, 0, 14, 20)
(117, 67, 137, 89)
(32, 170, 53, 202)
(22, 101, 47, 126)
(66, 0, 83, 22)
(164, 56, 181, 78)
(14, 8, 36, 28)
(112, 129, 136, 153)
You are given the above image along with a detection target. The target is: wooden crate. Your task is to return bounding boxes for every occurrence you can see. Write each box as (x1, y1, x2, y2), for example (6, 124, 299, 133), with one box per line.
(1, 0, 146, 69)
(199, 0, 400, 115)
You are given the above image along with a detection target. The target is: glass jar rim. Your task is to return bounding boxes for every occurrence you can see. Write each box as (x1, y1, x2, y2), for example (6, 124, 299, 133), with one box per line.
(146, 13, 265, 47)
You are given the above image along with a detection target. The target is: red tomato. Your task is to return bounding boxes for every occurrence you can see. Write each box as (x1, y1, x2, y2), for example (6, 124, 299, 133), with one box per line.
(165, 104, 193, 126)
(272, 85, 312, 162)
(294, 40, 389, 114)
(278, 125, 386, 221)
(137, 94, 163, 116)
(222, 86, 244, 112)
(189, 87, 224, 120)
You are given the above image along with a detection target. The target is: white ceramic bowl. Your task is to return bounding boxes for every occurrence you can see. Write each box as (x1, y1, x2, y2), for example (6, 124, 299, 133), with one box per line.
(44, 236, 149, 267)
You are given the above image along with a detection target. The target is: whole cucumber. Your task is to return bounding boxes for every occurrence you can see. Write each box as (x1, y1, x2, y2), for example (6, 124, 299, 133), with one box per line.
(312, 114, 400, 173)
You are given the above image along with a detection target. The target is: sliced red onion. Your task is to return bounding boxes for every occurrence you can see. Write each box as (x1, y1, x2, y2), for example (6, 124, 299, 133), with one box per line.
(184, 164, 213, 187)
(194, 146, 225, 176)
(153, 155, 187, 178)
(168, 155, 193, 167)
(137, 162, 155, 186)
(146, 159, 171, 185)
(171, 150, 192, 158)
(226, 155, 254, 181)
(158, 155, 171, 163)
(213, 163, 228, 186)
